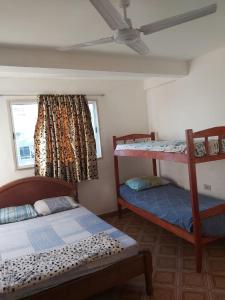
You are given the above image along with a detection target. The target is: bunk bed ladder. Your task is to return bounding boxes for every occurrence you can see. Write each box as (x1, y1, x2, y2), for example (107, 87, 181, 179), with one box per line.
(186, 129, 202, 273)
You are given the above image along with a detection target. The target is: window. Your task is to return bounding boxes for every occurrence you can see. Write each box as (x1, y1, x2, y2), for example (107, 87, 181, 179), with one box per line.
(10, 99, 102, 170)
(88, 101, 102, 159)
(10, 102, 38, 169)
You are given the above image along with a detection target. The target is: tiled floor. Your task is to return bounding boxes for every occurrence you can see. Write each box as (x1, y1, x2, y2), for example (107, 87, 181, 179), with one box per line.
(92, 212, 225, 300)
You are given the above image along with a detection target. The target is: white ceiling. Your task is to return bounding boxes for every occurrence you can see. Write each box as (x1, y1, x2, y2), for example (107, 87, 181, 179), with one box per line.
(0, 0, 224, 60)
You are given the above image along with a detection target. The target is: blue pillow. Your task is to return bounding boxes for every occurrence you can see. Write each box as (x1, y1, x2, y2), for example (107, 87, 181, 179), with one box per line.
(125, 176, 169, 191)
(0, 204, 38, 224)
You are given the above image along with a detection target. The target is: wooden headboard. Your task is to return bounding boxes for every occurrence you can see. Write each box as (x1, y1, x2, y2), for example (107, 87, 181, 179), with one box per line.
(0, 176, 77, 208)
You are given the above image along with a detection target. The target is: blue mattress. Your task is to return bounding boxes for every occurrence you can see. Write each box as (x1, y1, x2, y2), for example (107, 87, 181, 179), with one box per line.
(119, 184, 225, 236)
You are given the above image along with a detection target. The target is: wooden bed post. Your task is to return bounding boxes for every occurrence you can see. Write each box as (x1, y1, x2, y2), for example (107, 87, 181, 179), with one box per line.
(186, 129, 202, 273)
(143, 250, 153, 295)
(73, 182, 79, 203)
(150, 132, 157, 176)
(113, 136, 122, 218)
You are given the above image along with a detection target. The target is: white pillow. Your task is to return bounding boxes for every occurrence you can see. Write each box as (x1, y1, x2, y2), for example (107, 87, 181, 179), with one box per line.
(34, 196, 79, 216)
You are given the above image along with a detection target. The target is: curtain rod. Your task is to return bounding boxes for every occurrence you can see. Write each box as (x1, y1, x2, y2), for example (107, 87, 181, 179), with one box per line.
(0, 94, 105, 97)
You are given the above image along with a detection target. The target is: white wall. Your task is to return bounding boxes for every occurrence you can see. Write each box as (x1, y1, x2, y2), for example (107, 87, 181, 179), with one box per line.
(0, 78, 151, 214)
(147, 46, 225, 200)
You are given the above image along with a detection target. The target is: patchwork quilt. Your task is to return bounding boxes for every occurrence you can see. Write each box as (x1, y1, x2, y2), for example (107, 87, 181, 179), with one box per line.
(0, 207, 137, 299)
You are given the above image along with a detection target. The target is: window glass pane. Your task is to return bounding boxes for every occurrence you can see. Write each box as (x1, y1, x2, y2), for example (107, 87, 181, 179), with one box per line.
(88, 102, 102, 158)
(11, 103, 38, 168)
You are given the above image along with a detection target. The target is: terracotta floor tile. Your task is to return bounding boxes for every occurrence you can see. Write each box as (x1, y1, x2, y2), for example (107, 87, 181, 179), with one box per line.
(208, 259, 225, 273)
(125, 226, 142, 239)
(209, 240, 225, 247)
(140, 235, 158, 243)
(182, 246, 195, 257)
(211, 274, 225, 289)
(151, 287, 175, 300)
(94, 212, 225, 300)
(159, 235, 178, 245)
(182, 290, 208, 300)
(154, 271, 176, 285)
(211, 291, 225, 300)
(143, 228, 159, 235)
(182, 272, 207, 288)
(207, 248, 225, 258)
(158, 245, 178, 256)
(182, 258, 196, 271)
(139, 242, 155, 252)
(119, 285, 145, 300)
(156, 256, 177, 270)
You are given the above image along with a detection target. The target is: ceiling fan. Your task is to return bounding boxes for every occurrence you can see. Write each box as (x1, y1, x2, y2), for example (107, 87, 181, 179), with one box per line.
(59, 0, 217, 56)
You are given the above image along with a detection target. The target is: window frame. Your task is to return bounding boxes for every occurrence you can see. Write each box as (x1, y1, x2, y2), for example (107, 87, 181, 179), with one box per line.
(88, 99, 102, 159)
(9, 99, 38, 170)
(9, 98, 102, 170)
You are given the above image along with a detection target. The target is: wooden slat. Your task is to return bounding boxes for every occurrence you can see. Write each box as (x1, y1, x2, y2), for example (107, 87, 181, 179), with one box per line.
(200, 204, 225, 219)
(193, 126, 225, 138)
(201, 236, 224, 244)
(114, 149, 188, 163)
(115, 134, 152, 142)
(114, 149, 225, 164)
(24, 251, 152, 300)
(195, 153, 225, 163)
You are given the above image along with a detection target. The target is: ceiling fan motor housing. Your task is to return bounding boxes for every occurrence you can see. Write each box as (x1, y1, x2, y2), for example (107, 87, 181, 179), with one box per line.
(119, 0, 130, 9)
(114, 29, 140, 43)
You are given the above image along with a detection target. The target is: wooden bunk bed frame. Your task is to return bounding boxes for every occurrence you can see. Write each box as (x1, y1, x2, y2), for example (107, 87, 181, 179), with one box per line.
(0, 176, 152, 300)
(113, 127, 225, 273)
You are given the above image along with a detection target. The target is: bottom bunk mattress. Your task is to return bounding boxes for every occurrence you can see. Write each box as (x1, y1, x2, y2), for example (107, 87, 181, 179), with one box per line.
(0, 206, 138, 300)
(119, 184, 225, 237)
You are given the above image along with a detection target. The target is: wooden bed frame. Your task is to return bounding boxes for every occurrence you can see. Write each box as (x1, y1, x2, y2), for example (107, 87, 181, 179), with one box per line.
(113, 127, 225, 273)
(0, 176, 152, 300)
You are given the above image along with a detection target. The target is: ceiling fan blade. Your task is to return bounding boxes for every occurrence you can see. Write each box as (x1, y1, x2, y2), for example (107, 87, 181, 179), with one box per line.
(126, 38, 150, 56)
(58, 37, 114, 51)
(139, 3, 217, 35)
(90, 0, 129, 30)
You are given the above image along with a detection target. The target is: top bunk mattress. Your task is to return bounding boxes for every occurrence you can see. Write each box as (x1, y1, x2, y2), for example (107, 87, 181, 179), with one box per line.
(116, 140, 225, 157)
(0, 206, 138, 300)
(119, 184, 225, 237)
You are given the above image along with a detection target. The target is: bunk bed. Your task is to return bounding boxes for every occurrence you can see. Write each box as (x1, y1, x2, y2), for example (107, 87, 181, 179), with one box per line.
(113, 127, 225, 273)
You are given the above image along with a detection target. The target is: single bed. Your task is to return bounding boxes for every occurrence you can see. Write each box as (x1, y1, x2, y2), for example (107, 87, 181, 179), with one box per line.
(120, 184, 225, 237)
(0, 176, 152, 300)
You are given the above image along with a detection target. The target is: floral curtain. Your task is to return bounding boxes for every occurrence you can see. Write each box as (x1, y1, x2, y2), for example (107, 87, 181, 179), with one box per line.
(34, 94, 98, 183)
